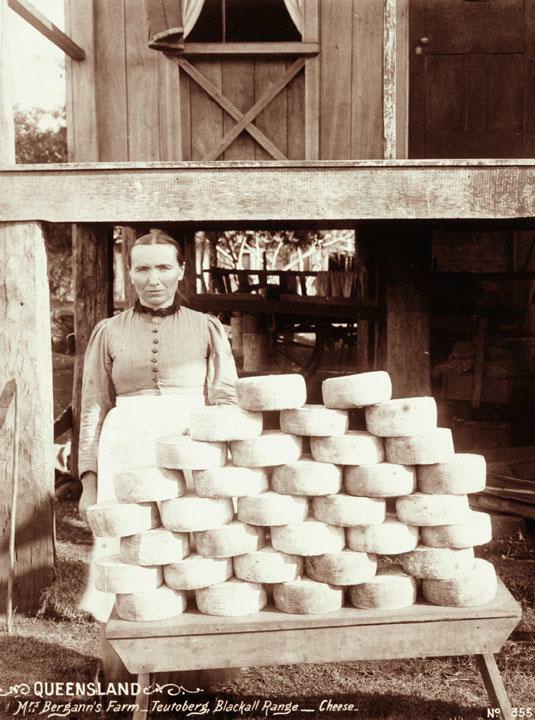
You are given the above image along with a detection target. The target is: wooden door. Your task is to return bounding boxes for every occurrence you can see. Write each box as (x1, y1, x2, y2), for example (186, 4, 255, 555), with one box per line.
(410, 0, 535, 158)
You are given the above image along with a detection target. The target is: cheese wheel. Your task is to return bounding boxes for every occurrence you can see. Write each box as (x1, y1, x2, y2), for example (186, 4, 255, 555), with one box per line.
(120, 528, 190, 565)
(312, 494, 385, 527)
(280, 405, 348, 437)
(311, 432, 384, 466)
(234, 547, 303, 583)
(195, 521, 265, 558)
(231, 431, 302, 467)
(385, 429, 455, 465)
(344, 463, 416, 497)
(347, 517, 419, 555)
(349, 567, 417, 609)
(305, 550, 377, 586)
(237, 492, 308, 526)
(159, 493, 234, 532)
(193, 465, 269, 498)
(189, 405, 263, 442)
(272, 459, 342, 496)
(95, 554, 162, 593)
(396, 493, 470, 526)
(421, 511, 492, 549)
(115, 586, 187, 621)
(236, 374, 307, 411)
(114, 466, 186, 503)
(157, 435, 227, 470)
(271, 520, 345, 556)
(422, 558, 497, 607)
(322, 371, 392, 409)
(195, 579, 267, 616)
(164, 553, 232, 590)
(86, 501, 160, 538)
(273, 579, 343, 614)
(418, 453, 486, 494)
(400, 545, 475, 579)
(365, 397, 437, 437)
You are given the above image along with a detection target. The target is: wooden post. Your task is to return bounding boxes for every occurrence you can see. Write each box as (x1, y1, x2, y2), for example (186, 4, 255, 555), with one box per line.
(71, 225, 114, 478)
(0, 223, 55, 614)
(1, 0, 15, 163)
(376, 224, 432, 397)
(383, 0, 409, 159)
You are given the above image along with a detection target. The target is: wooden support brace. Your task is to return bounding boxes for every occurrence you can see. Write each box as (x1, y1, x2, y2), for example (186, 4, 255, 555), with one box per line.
(133, 673, 150, 720)
(8, 0, 85, 60)
(475, 654, 513, 720)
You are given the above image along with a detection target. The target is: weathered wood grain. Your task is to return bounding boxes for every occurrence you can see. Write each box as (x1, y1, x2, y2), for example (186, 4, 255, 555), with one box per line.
(181, 42, 319, 56)
(222, 60, 255, 159)
(303, 0, 319, 160)
(0, 222, 55, 613)
(476, 654, 514, 720)
(71, 224, 113, 479)
(254, 59, 288, 160)
(65, 0, 98, 162)
(2, 161, 535, 222)
(190, 60, 223, 160)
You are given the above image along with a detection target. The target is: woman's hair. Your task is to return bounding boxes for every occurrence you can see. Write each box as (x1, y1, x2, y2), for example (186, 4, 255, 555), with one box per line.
(128, 229, 184, 268)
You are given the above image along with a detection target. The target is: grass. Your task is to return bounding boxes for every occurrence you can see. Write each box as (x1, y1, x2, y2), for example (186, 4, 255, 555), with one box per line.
(0, 500, 534, 720)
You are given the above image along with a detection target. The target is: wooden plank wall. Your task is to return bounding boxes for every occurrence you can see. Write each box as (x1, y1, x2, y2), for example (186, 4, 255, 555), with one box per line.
(67, 0, 386, 162)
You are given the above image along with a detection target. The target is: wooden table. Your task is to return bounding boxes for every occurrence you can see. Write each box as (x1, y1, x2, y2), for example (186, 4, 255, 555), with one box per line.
(106, 580, 521, 720)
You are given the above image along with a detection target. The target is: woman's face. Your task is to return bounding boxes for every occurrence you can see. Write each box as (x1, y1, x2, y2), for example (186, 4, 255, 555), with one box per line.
(129, 243, 184, 308)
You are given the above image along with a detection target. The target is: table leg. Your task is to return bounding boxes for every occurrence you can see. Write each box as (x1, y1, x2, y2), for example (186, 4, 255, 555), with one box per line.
(133, 673, 150, 720)
(475, 653, 513, 720)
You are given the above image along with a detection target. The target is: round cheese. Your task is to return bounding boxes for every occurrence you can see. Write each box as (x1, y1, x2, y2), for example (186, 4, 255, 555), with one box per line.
(396, 493, 470, 526)
(120, 528, 190, 565)
(237, 492, 308, 526)
(159, 493, 234, 532)
(195, 579, 267, 616)
(344, 463, 416, 498)
(349, 566, 417, 609)
(271, 520, 345, 556)
(164, 553, 233, 590)
(86, 501, 160, 538)
(230, 431, 302, 467)
(115, 586, 187, 621)
(422, 558, 497, 607)
(365, 397, 437, 437)
(233, 547, 303, 583)
(236, 374, 307, 411)
(95, 554, 162, 593)
(193, 465, 269, 498)
(400, 545, 475, 579)
(272, 459, 342, 496)
(156, 435, 227, 470)
(189, 405, 263, 442)
(322, 371, 392, 409)
(385, 429, 455, 465)
(421, 511, 492, 549)
(305, 550, 377, 586)
(312, 494, 385, 527)
(418, 453, 486, 494)
(347, 517, 419, 555)
(195, 521, 265, 558)
(274, 578, 343, 614)
(311, 432, 384, 466)
(280, 405, 348, 437)
(114, 466, 186, 503)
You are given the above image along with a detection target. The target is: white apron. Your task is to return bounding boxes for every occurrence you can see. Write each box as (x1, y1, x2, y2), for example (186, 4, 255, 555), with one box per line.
(80, 392, 205, 622)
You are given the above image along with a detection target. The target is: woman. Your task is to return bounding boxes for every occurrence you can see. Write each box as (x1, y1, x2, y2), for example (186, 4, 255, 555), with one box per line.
(78, 228, 238, 621)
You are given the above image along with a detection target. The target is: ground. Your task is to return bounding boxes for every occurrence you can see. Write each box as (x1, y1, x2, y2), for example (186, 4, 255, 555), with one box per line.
(0, 501, 533, 720)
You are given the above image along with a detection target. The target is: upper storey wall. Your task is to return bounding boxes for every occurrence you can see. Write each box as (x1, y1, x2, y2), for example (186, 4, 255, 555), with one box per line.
(65, 0, 390, 162)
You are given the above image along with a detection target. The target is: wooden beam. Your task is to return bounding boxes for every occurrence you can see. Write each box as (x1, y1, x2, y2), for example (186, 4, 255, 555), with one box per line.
(181, 42, 319, 56)
(8, 0, 85, 60)
(383, 0, 398, 159)
(0, 222, 55, 614)
(0, 0, 14, 163)
(376, 224, 432, 396)
(71, 225, 113, 480)
(3, 160, 535, 222)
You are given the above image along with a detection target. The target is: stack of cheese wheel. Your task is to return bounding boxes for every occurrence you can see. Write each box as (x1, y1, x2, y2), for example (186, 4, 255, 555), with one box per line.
(90, 370, 497, 620)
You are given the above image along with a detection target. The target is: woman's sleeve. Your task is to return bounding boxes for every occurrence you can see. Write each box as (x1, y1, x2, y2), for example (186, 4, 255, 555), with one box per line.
(206, 315, 238, 405)
(78, 318, 115, 477)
